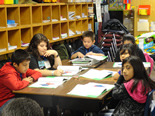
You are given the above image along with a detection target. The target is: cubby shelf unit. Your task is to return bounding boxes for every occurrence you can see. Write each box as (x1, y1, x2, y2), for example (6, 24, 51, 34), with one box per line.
(0, 3, 94, 55)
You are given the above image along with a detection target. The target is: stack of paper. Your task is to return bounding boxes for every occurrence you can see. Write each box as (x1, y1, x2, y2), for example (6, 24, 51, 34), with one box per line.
(67, 82, 114, 97)
(57, 65, 81, 76)
(53, 37, 59, 40)
(75, 15, 81, 19)
(70, 55, 107, 66)
(68, 11, 75, 20)
(69, 29, 75, 36)
(80, 69, 112, 80)
(88, 7, 94, 18)
(61, 33, 67, 38)
(76, 31, 81, 34)
(29, 77, 71, 88)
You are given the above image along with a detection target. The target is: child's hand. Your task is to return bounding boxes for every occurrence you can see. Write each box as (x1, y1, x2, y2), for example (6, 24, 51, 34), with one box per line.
(44, 50, 58, 57)
(54, 69, 64, 76)
(23, 77, 33, 84)
(86, 52, 94, 55)
(77, 52, 84, 58)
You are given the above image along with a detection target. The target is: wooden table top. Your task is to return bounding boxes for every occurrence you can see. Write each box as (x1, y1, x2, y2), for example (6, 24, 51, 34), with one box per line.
(13, 62, 117, 98)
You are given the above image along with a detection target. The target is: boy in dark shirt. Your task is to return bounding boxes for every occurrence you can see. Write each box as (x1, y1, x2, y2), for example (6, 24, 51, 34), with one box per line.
(71, 31, 104, 59)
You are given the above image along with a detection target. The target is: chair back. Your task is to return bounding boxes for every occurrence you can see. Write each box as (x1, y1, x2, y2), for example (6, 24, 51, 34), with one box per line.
(144, 90, 155, 116)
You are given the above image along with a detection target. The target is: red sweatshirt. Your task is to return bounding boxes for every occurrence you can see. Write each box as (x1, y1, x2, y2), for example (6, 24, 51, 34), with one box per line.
(0, 62, 42, 107)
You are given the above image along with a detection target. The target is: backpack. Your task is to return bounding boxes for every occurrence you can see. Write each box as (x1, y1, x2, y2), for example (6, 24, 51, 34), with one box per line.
(52, 43, 69, 60)
(0, 54, 11, 69)
(102, 19, 129, 34)
(64, 40, 75, 59)
(144, 52, 154, 76)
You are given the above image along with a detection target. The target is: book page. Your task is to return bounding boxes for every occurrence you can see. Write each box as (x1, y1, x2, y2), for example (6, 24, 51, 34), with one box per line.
(113, 62, 150, 68)
(80, 69, 111, 80)
(29, 77, 71, 88)
(57, 66, 81, 76)
(113, 62, 122, 67)
(67, 82, 114, 97)
(85, 55, 107, 61)
(67, 84, 106, 97)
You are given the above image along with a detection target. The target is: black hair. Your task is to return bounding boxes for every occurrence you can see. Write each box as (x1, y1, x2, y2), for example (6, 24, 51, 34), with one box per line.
(2, 97, 44, 116)
(122, 56, 155, 94)
(82, 31, 95, 41)
(26, 33, 54, 67)
(11, 49, 30, 65)
(123, 33, 135, 44)
(27, 33, 51, 59)
(120, 43, 138, 56)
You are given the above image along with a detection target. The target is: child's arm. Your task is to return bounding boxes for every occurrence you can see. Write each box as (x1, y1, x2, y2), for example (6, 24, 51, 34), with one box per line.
(43, 50, 62, 69)
(33, 69, 64, 77)
(22, 77, 33, 83)
(113, 69, 121, 80)
(26, 69, 42, 81)
(112, 82, 129, 100)
(86, 52, 104, 56)
(112, 75, 128, 100)
(53, 54, 62, 69)
(3, 74, 32, 90)
(71, 52, 84, 59)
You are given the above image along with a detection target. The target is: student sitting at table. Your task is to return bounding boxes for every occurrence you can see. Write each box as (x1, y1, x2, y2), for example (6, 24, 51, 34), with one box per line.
(0, 49, 42, 114)
(71, 31, 104, 59)
(113, 43, 138, 80)
(27, 33, 63, 76)
(112, 56, 155, 115)
(115, 33, 146, 62)
(2, 97, 44, 116)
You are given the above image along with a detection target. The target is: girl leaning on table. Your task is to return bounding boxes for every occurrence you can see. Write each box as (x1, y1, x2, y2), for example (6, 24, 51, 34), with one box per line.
(27, 33, 63, 76)
(113, 43, 138, 80)
(104, 56, 155, 116)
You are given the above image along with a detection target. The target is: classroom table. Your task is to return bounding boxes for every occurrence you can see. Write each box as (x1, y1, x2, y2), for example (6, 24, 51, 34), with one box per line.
(13, 61, 117, 114)
(14, 60, 150, 115)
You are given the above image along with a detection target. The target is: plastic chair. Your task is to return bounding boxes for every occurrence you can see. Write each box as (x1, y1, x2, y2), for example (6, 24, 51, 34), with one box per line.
(144, 90, 155, 116)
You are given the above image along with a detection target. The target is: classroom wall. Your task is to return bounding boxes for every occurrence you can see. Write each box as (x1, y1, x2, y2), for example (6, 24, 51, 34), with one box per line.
(131, 0, 155, 37)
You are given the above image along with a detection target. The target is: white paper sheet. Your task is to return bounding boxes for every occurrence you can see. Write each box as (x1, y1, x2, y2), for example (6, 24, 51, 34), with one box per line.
(80, 69, 111, 80)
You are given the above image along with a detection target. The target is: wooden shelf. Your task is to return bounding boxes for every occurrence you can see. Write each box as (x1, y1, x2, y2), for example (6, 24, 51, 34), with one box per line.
(0, 3, 94, 55)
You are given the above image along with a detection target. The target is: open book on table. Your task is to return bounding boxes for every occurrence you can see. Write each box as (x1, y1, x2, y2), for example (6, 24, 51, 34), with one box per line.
(67, 82, 114, 98)
(57, 65, 82, 76)
(29, 77, 71, 88)
(80, 69, 112, 80)
(70, 55, 107, 66)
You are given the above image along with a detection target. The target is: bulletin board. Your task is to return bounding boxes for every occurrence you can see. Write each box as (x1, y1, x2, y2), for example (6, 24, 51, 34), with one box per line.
(131, 0, 155, 36)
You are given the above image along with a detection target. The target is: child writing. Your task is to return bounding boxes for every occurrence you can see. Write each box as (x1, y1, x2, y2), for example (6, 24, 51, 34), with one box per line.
(113, 43, 138, 80)
(112, 56, 155, 115)
(71, 31, 104, 59)
(115, 33, 146, 62)
(27, 33, 63, 76)
(0, 49, 42, 114)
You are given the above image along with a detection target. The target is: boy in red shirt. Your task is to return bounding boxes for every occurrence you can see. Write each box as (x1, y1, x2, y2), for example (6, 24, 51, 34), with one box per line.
(0, 49, 42, 113)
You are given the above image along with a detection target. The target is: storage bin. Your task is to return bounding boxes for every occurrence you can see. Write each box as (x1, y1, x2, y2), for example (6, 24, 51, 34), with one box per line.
(4, 0, 13, 4)
(14, 0, 18, 4)
(0, 0, 4, 4)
